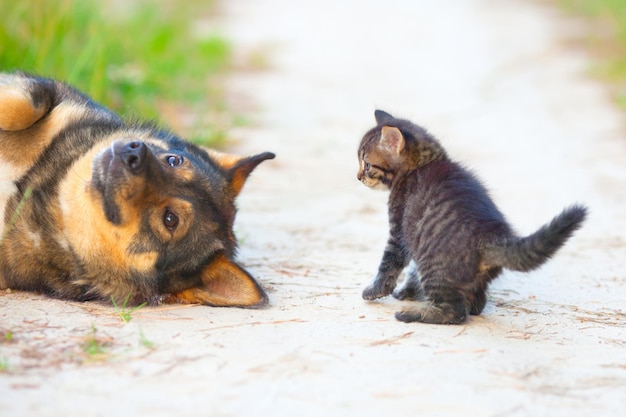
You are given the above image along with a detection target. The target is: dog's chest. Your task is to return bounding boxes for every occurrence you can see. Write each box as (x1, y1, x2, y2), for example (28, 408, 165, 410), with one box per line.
(0, 160, 28, 235)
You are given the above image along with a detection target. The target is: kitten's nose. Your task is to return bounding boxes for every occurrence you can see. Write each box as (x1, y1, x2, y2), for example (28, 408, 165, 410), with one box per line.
(357, 171, 363, 181)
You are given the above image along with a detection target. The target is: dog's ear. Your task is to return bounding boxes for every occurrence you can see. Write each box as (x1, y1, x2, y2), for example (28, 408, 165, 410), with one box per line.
(205, 149, 275, 196)
(168, 254, 269, 308)
(229, 152, 275, 196)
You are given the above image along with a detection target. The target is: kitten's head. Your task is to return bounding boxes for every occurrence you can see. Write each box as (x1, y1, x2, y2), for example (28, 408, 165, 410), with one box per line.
(357, 110, 444, 190)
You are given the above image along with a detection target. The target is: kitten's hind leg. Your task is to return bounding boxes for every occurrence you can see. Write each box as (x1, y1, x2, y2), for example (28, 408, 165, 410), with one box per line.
(469, 267, 502, 315)
(395, 300, 468, 325)
(395, 287, 469, 325)
(470, 289, 487, 316)
(392, 261, 423, 301)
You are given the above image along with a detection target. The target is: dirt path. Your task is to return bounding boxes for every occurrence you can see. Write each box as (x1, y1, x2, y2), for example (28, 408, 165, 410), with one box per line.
(2, 1, 626, 416)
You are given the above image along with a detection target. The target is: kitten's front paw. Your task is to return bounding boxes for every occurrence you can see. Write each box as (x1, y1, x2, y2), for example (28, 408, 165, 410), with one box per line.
(362, 279, 395, 300)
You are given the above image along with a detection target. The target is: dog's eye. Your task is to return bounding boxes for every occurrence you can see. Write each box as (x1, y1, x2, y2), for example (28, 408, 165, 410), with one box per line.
(163, 210, 179, 231)
(166, 155, 183, 167)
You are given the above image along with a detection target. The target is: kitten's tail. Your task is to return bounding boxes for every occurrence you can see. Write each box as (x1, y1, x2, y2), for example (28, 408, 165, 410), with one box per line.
(482, 205, 587, 272)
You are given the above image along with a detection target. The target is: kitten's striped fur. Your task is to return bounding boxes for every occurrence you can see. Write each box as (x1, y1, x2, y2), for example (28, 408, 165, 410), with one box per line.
(357, 110, 587, 324)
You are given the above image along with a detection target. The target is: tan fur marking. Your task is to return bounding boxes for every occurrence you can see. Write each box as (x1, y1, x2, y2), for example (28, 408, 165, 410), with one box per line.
(0, 102, 89, 171)
(148, 199, 195, 243)
(0, 88, 46, 131)
(204, 148, 243, 170)
(478, 260, 491, 273)
(231, 173, 247, 196)
(142, 137, 196, 182)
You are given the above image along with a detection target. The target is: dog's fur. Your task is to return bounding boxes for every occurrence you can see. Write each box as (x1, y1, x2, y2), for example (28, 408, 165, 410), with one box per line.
(0, 72, 274, 308)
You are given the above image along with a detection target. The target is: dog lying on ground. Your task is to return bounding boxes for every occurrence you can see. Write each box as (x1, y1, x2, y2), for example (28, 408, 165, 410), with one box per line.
(0, 71, 274, 308)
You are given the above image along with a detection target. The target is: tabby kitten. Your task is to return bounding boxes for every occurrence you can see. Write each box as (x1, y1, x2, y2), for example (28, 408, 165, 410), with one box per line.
(357, 110, 587, 324)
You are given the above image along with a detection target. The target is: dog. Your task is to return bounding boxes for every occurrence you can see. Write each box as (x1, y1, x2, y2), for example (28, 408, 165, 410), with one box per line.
(0, 71, 274, 308)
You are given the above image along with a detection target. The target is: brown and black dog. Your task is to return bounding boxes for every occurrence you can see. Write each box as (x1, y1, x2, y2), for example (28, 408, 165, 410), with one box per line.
(0, 71, 274, 308)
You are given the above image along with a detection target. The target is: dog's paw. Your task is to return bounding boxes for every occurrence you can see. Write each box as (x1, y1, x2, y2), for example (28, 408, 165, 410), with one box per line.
(0, 87, 46, 131)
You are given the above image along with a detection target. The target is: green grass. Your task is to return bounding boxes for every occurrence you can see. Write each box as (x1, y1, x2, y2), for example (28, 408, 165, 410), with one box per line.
(0, 0, 231, 144)
(1, 330, 14, 372)
(0, 357, 9, 372)
(111, 293, 146, 323)
(558, 0, 626, 107)
(139, 328, 156, 349)
(83, 324, 107, 357)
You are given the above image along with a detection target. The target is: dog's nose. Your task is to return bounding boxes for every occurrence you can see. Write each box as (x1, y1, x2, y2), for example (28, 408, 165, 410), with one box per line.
(120, 141, 147, 174)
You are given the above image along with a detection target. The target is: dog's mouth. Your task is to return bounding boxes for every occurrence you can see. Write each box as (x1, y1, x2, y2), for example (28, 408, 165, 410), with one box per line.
(92, 140, 152, 224)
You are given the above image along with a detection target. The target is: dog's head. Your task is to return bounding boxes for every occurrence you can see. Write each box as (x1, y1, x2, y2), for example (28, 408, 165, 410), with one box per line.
(59, 128, 274, 308)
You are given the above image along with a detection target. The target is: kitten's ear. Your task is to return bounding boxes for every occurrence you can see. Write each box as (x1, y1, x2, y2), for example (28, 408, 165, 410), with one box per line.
(206, 149, 276, 196)
(374, 110, 394, 125)
(168, 253, 269, 308)
(379, 126, 405, 155)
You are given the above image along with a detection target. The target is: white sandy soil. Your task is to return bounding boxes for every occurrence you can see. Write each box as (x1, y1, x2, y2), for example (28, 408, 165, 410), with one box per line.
(1, 1, 625, 416)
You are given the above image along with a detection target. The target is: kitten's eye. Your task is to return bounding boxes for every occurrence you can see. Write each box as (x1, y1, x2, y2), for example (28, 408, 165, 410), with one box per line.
(166, 155, 183, 167)
(163, 209, 179, 231)
(365, 162, 371, 171)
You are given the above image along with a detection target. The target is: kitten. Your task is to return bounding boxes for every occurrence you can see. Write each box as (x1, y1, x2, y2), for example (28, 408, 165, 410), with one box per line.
(357, 110, 587, 324)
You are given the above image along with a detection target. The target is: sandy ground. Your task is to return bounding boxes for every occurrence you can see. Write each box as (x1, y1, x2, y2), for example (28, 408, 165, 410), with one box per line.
(1, 1, 626, 416)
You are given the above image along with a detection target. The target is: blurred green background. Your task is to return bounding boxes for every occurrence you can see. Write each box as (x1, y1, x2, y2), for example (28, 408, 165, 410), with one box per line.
(560, 0, 626, 108)
(2, 0, 626, 144)
(0, 0, 231, 145)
